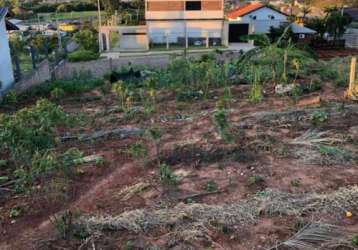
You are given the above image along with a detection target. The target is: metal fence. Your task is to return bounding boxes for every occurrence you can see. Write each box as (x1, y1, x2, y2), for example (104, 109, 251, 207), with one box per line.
(148, 32, 223, 49)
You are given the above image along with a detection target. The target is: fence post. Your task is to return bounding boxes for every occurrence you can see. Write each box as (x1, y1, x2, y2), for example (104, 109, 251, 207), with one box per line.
(166, 34, 169, 50)
(109, 57, 113, 71)
(349, 56, 356, 91)
(30, 47, 37, 70)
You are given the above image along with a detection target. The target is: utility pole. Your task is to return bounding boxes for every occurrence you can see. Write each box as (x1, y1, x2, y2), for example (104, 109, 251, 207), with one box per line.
(97, 0, 102, 52)
(55, 11, 63, 53)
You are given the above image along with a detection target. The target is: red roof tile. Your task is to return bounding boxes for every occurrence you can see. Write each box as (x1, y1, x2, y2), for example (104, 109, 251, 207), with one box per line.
(227, 2, 265, 19)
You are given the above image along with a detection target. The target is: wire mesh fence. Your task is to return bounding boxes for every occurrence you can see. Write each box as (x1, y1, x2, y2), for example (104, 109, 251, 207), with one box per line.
(9, 34, 67, 81)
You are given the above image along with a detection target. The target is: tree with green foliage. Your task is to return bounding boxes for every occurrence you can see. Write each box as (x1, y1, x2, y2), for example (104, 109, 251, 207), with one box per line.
(305, 17, 326, 39)
(324, 7, 352, 41)
(73, 29, 98, 52)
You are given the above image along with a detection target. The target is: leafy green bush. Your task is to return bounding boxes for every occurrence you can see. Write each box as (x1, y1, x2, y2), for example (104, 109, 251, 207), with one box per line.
(305, 57, 350, 87)
(159, 163, 176, 185)
(128, 142, 148, 159)
(311, 110, 328, 125)
(213, 104, 233, 143)
(1, 90, 17, 106)
(68, 50, 99, 62)
(0, 99, 69, 163)
(352, 235, 358, 247)
(238, 44, 315, 85)
(50, 87, 66, 101)
(0, 99, 84, 189)
(22, 79, 103, 100)
(30, 148, 82, 181)
(204, 180, 218, 192)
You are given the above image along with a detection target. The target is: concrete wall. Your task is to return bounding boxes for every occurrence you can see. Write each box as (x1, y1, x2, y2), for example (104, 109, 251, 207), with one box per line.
(53, 56, 172, 80)
(119, 26, 149, 51)
(14, 60, 51, 94)
(0, 18, 14, 92)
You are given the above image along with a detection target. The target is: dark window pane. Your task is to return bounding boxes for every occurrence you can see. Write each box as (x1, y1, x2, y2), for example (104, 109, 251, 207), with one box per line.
(186, 1, 201, 11)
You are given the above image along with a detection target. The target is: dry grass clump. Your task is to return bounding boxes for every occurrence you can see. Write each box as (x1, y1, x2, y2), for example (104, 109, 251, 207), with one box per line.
(259, 186, 358, 216)
(83, 200, 260, 233)
(288, 130, 356, 166)
(237, 104, 358, 131)
(269, 223, 351, 250)
(81, 186, 358, 236)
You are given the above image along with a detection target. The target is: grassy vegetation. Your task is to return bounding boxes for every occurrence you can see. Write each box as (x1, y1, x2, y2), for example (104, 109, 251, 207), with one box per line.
(67, 50, 100, 62)
(37, 11, 105, 21)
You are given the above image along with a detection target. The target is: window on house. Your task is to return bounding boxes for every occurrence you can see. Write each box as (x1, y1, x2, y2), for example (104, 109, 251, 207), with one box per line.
(186, 1, 201, 11)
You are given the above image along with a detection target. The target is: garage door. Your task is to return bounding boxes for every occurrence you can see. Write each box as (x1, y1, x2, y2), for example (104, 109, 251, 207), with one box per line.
(229, 24, 249, 43)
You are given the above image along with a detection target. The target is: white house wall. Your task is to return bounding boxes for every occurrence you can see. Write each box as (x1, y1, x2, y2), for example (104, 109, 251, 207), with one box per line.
(251, 20, 285, 33)
(239, 7, 287, 22)
(146, 11, 223, 20)
(0, 18, 14, 91)
(147, 20, 223, 43)
(229, 7, 287, 34)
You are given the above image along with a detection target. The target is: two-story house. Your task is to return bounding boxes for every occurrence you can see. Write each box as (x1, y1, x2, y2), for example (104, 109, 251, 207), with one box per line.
(98, 1, 315, 52)
(145, 0, 225, 47)
(99, 0, 226, 51)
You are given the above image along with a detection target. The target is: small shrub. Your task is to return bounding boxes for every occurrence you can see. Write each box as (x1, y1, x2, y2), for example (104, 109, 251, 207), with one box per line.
(128, 142, 148, 159)
(248, 175, 264, 186)
(213, 104, 233, 143)
(21, 79, 103, 101)
(352, 235, 358, 247)
(124, 240, 135, 250)
(204, 180, 218, 192)
(249, 67, 263, 103)
(176, 89, 204, 102)
(112, 81, 130, 110)
(50, 87, 65, 101)
(67, 50, 99, 62)
(1, 90, 17, 105)
(9, 207, 21, 218)
(311, 110, 328, 125)
(159, 163, 176, 185)
(0, 99, 69, 163)
(50, 210, 89, 240)
(290, 179, 302, 187)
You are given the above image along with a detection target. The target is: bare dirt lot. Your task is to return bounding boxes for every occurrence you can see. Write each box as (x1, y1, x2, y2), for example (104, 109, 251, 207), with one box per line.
(1, 80, 358, 250)
(1, 48, 358, 250)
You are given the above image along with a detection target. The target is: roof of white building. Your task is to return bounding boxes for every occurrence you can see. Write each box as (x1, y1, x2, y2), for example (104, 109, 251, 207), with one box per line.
(290, 23, 316, 34)
(227, 3, 287, 19)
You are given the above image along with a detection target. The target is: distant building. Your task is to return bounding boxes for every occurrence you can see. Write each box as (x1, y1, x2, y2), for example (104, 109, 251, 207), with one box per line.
(98, 1, 316, 52)
(99, 0, 227, 51)
(145, 0, 225, 47)
(0, 8, 15, 92)
(226, 3, 316, 43)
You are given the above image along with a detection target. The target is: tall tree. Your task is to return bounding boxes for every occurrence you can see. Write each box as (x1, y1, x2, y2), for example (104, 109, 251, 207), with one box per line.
(325, 7, 352, 40)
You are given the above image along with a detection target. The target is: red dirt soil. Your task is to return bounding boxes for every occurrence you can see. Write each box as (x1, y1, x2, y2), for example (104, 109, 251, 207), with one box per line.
(1, 85, 358, 249)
